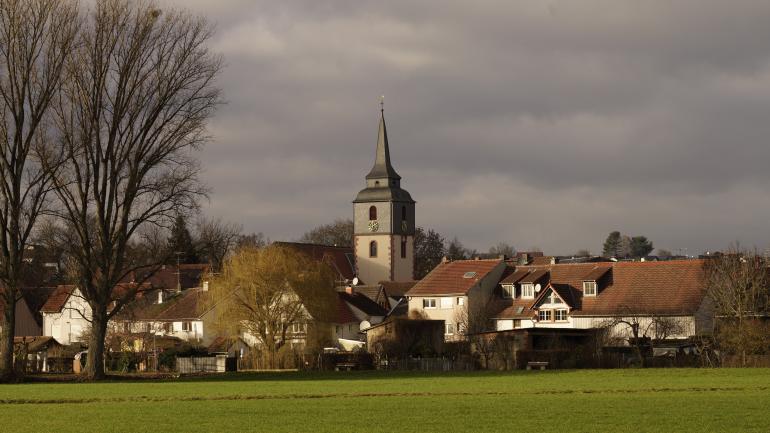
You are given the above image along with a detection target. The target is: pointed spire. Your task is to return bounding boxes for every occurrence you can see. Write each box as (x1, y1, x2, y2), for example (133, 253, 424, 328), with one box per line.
(366, 102, 401, 181)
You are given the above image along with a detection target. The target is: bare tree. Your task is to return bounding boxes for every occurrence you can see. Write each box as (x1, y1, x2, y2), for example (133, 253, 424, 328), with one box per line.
(455, 302, 496, 368)
(208, 245, 338, 369)
(0, 0, 78, 380)
(703, 248, 770, 366)
(43, 0, 222, 379)
(601, 307, 685, 367)
(195, 216, 241, 272)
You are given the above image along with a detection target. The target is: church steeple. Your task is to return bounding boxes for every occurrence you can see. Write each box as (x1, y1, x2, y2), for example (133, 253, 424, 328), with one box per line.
(365, 107, 401, 181)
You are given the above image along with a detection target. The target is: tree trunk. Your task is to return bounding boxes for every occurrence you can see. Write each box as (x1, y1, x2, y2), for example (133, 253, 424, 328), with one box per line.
(0, 299, 16, 380)
(85, 307, 108, 380)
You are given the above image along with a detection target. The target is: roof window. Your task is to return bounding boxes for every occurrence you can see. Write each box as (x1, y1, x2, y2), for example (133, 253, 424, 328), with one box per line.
(463, 271, 477, 279)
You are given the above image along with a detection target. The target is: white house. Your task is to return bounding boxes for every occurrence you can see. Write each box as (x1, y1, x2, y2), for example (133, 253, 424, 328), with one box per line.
(40, 285, 92, 345)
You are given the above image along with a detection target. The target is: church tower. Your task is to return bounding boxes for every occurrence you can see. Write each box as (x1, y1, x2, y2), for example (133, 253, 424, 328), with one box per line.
(353, 106, 415, 283)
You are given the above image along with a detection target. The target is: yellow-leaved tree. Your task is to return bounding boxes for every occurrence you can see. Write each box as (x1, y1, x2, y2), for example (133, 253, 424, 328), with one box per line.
(209, 245, 338, 368)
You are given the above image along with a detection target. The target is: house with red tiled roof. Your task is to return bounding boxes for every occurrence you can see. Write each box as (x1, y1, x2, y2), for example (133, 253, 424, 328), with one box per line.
(491, 260, 714, 342)
(41, 285, 90, 345)
(405, 258, 507, 340)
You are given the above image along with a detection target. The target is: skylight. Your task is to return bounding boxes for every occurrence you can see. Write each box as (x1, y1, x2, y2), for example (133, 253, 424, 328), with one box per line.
(463, 271, 477, 279)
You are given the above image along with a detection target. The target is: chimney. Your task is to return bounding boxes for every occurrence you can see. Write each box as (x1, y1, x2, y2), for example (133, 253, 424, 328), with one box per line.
(441, 256, 450, 263)
(157, 290, 163, 304)
(499, 254, 508, 260)
(519, 254, 529, 265)
(474, 256, 481, 261)
(202, 281, 209, 291)
(345, 285, 354, 294)
(550, 257, 556, 265)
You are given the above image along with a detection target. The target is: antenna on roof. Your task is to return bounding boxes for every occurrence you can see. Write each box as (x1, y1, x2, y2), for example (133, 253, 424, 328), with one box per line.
(352, 277, 359, 286)
(379, 95, 384, 112)
(534, 283, 542, 293)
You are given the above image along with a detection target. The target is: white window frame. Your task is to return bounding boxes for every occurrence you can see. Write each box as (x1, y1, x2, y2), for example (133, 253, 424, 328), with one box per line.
(502, 284, 514, 299)
(583, 281, 597, 297)
(445, 323, 455, 335)
(440, 297, 453, 309)
(423, 298, 437, 309)
(522, 283, 535, 299)
(555, 309, 568, 321)
(538, 310, 552, 322)
(456, 297, 465, 306)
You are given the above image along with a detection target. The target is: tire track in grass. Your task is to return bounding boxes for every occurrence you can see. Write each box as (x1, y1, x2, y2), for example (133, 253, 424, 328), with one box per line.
(1, 386, 767, 405)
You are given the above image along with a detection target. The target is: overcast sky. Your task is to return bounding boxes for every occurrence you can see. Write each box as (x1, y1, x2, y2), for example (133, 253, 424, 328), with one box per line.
(162, 0, 770, 256)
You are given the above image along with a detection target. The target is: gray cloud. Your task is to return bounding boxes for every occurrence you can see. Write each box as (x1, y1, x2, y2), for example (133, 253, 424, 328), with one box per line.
(163, 0, 770, 255)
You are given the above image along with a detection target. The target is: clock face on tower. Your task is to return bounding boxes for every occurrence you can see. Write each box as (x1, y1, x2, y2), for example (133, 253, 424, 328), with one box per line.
(368, 220, 379, 232)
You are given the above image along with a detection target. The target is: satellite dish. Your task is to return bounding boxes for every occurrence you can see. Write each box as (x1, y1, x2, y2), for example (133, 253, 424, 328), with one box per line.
(534, 283, 542, 293)
(359, 320, 371, 331)
(352, 277, 359, 286)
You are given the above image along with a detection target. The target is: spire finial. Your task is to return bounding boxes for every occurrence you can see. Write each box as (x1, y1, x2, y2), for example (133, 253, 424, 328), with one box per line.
(379, 95, 384, 113)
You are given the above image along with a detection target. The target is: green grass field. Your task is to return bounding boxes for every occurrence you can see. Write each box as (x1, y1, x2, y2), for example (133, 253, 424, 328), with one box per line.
(1, 369, 769, 432)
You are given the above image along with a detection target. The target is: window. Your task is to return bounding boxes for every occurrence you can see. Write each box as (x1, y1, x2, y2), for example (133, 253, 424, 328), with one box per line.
(522, 283, 535, 298)
(555, 309, 568, 321)
(335, 325, 342, 334)
(538, 310, 552, 322)
(502, 284, 514, 299)
(463, 271, 477, 279)
(401, 237, 407, 258)
(423, 298, 437, 309)
(291, 322, 306, 333)
(369, 240, 377, 257)
(583, 281, 597, 296)
(445, 323, 455, 335)
(182, 321, 192, 331)
(440, 297, 453, 309)
(513, 319, 522, 329)
(456, 297, 465, 306)
(369, 205, 377, 220)
(402, 205, 407, 221)
(163, 322, 172, 333)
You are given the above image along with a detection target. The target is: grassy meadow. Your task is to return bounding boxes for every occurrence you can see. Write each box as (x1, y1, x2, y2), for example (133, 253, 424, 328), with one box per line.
(1, 368, 769, 432)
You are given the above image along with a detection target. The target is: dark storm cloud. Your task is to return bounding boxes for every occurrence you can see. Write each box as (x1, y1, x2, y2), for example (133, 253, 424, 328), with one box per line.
(164, 0, 770, 255)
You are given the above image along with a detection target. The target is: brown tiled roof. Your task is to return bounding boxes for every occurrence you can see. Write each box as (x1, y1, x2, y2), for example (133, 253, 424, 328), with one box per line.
(501, 269, 529, 284)
(583, 267, 610, 281)
(576, 260, 706, 316)
(352, 285, 382, 303)
(494, 299, 537, 319)
(520, 269, 549, 284)
(530, 256, 556, 266)
(154, 289, 213, 321)
(378, 280, 417, 297)
(492, 260, 706, 318)
(407, 259, 503, 296)
(40, 285, 76, 313)
(276, 242, 355, 281)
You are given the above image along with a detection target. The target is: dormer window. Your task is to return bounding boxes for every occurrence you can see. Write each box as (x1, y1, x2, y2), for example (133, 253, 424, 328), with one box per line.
(583, 281, 597, 297)
(502, 284, 514, 299)
(521, 283, 534, 299)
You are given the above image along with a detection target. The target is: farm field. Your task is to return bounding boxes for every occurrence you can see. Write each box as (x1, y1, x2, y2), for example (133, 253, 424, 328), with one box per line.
(1, 368, 770, 433)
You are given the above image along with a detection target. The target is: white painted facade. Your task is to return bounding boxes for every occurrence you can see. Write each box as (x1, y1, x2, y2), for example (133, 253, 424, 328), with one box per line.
(42, 288, 91, 345)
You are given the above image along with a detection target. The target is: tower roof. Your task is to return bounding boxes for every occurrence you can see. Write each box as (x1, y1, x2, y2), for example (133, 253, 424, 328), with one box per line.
(365, 110, 401, 181)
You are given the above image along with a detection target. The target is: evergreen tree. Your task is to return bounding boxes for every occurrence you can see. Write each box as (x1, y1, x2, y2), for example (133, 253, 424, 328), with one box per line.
(630, 236, 654, 258)
(414, 227, 446, 279)
(602, 231, 622, 258)
(168, 215, 199, 264)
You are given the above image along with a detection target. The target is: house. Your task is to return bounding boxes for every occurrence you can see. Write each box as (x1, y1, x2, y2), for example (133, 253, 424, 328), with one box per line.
(14, 336, 65, 372)
(112, 287, 223, 346)
(405, 258, 507, 340)
(0, 288, 46, 338)
(491, 260, 713, 342)
(40, 285, 91, 345)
